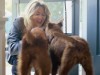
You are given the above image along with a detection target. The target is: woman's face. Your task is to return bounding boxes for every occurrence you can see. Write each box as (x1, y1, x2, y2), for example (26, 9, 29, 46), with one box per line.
(31, 7, 46, 27)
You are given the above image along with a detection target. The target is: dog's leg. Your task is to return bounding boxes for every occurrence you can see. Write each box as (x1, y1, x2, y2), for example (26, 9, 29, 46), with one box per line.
(40, 57, 51, 75)
(18, 54, 31, 75)
(59, 58, 76, 75)
(52, 63, 59, 75)
(50, 50, 59, 75)
(33, 55, 51, 75)
(59, 48, 78, 75)
(80, 54, 93, 75)
(34, 69, 39, 75)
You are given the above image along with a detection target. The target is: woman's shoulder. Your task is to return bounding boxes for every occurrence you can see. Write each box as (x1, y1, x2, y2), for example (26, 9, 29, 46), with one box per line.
(13, 17, 24, 27)
(14, 16, 24, 23)
(12, 17, 25, 33)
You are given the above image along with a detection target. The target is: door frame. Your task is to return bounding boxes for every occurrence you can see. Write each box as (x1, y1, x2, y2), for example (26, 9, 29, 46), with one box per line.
(87, 0, 100, 75)
(0, 0, 6, 75)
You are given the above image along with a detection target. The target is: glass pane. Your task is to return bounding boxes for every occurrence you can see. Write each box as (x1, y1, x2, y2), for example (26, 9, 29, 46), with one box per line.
(65, 1, 72, 33)
(19, 3, 27, 15)
(46, 1, 72, 33)
(79, 0, 87, 39)
(46, 2, 64, 22)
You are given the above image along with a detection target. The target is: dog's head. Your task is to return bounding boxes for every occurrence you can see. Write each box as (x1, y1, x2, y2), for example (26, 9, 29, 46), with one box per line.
(45, 21, 63, 43)
(45, 21, 63, 34)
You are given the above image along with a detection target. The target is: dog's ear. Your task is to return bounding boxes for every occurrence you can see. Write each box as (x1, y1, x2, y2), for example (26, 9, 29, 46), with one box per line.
(58, 22, 62, 28)
(48, 23, 54, 29)
(58, 19, 63, 28)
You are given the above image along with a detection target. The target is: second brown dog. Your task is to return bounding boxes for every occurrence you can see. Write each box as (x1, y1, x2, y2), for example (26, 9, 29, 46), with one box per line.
(17, 27, 52, 75)
(45, 22, 93, 75)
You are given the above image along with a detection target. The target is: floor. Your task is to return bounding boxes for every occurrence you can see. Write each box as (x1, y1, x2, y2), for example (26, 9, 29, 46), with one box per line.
(6, 62, 85, 75)
(6, 62, 12, 75)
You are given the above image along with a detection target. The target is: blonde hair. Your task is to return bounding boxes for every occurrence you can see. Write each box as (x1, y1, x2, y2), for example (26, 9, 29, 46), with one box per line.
(23, 0, 50, 30)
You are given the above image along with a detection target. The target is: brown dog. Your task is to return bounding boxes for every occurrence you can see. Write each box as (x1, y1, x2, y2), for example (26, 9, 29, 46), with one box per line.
(17, 27, 52, 75)
(45, 22, 93, 75)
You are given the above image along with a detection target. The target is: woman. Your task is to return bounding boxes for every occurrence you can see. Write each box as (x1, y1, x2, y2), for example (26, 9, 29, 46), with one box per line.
(6, 0, 50, 75)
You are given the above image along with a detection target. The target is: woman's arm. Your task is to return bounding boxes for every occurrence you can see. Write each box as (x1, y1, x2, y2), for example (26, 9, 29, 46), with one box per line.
(6, 17, 24, 55)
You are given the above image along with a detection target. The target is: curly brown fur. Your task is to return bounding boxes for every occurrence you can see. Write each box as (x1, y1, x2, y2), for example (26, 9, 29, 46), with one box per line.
(45, 22, 93, 75)
(17, 27, 52, 75)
